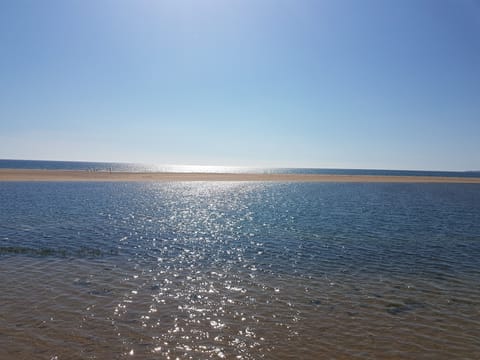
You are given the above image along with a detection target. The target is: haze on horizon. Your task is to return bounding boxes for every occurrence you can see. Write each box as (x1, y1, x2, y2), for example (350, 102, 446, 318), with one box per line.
(1, 0, 479, 171)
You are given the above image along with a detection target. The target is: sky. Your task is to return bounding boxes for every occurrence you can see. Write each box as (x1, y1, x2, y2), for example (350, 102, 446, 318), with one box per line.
(1, 0, 479, 170)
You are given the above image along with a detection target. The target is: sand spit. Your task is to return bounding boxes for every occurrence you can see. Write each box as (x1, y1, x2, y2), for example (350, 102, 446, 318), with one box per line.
(1, 169, 480, 183)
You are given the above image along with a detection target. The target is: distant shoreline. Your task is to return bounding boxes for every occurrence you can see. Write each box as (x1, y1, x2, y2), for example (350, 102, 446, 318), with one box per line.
(1, 169, 480, 183)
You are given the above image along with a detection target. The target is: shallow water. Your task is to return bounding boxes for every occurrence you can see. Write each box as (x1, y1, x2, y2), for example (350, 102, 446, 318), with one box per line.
(1, 182, 480, 359)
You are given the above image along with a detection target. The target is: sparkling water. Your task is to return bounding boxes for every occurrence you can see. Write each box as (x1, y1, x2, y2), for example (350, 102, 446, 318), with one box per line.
(1, 182, 479, 359)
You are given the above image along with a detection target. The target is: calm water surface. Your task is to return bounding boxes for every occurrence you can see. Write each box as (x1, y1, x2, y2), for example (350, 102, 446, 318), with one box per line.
(1, 182, 480, 359)
(2, 159, 480, 177)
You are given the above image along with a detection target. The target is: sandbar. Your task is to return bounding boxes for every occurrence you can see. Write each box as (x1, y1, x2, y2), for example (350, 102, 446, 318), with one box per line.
(1, 169, 480, 183)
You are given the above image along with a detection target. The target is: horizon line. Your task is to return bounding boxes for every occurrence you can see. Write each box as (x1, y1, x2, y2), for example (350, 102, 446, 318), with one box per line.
(0, 158, 478, 173)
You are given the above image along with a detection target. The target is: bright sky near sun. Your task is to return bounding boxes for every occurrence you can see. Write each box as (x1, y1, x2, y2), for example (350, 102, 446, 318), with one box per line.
(1, 0, 479, 170)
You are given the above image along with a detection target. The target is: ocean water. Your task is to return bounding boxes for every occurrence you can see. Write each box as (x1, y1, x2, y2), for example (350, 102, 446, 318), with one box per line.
(2, 159, 480, 177)
(1, 181, 480, 359)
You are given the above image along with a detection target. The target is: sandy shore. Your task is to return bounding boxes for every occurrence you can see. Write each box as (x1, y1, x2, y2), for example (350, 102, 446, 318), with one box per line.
(1, 169, 480, 183)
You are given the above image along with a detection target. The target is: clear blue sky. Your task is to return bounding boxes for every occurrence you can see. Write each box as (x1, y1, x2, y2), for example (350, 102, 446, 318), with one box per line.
(1, 0, 479, 170)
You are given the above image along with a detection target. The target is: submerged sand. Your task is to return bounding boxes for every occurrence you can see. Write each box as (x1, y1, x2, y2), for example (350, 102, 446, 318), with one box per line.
(1, 169, 479, 183)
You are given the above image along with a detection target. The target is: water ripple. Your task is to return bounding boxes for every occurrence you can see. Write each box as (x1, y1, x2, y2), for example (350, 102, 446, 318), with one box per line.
(1, 182, 480, 358)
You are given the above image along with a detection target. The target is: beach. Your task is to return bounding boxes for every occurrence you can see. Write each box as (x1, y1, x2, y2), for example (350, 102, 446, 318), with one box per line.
(1, 168, 480, 183)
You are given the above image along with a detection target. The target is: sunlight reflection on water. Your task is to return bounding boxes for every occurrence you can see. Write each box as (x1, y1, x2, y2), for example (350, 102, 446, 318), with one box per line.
(1, 182, 480, 359)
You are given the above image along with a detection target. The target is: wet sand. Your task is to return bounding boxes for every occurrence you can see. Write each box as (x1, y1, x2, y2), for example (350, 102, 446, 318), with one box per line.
(1, 168, 480, 183)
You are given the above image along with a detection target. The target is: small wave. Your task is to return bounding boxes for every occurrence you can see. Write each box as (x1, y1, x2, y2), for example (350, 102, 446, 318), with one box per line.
(0, 246, 116, 258)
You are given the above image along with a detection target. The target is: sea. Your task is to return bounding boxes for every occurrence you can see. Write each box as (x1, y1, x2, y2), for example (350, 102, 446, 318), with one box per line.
(1, 160, 480, 359)
(1, 159, 480, 178)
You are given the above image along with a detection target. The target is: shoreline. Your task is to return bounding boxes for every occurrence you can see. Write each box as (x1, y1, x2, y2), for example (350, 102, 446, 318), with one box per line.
(1, 169, 480, 183)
